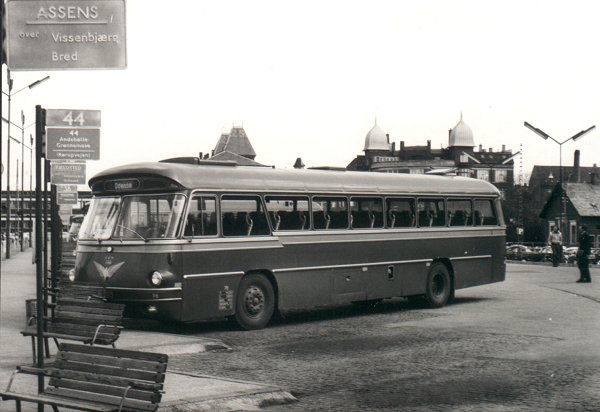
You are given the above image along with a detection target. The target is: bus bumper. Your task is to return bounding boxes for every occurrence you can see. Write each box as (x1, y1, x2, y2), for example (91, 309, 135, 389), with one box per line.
(105, 286, 183, 320)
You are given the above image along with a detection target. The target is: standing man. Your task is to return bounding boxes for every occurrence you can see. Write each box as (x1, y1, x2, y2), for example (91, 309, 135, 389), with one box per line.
(547, 225, 563, 267)
(576, 224, 592, 283)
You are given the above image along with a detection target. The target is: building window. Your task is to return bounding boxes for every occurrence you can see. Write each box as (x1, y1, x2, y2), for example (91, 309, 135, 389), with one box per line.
(477, 169, 489, 182)
(494, 169, 507, 183)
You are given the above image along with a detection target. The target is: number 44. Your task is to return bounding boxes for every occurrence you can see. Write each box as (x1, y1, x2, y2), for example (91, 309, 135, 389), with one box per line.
(62, 111, 85, 126)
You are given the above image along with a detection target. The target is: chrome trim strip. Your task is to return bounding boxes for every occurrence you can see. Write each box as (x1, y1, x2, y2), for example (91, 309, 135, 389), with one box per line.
(449, 255, 493, 261)
(106, 286, 182, 292)
(184, 271, 245, 280)
(114, 298, 182, 303)
(273, 259, 434, 274)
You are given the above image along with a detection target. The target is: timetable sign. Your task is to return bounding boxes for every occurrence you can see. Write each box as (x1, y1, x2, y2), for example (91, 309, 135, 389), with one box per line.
(51, 161, 86, 185)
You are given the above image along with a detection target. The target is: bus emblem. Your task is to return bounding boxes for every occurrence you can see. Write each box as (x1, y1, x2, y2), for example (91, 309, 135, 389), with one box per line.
(93, 261, 125, 281)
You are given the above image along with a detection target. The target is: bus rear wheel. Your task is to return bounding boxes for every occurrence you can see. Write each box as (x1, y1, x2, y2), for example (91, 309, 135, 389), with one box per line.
(234, 273, 275, 330)
(425, 262, 452, 308)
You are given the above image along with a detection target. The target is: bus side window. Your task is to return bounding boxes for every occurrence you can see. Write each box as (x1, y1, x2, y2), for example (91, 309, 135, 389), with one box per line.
(185, 195, 217, 237)
(473, 199, 498, 226)
(265, 196, 309, 231)
(386, 198, 415, 228)
(447, 199, 472, 227)
(313, 197, 348, 230)
(350, 197, 383, 229)
(222, 196, 270, 237)
(417, 198, 445, 227)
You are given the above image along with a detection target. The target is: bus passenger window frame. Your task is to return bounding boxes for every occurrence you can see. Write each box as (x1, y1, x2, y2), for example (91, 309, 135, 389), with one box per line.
(264, 195, 310, 231)
(350, 197, 384, 229)
(311, 196, 349, 230)
(416, 198, 446, 228)
(220, 194, 271, 237)
(184, 193, 219, 239)
(473, 198, 499, 226)
(446, 198, 473, 227)
(385, 197, 416, 229)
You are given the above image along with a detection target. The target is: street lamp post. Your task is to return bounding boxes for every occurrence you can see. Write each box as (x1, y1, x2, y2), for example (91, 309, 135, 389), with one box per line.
(524, 121, 596, 237)
(3, 73, 50, 259)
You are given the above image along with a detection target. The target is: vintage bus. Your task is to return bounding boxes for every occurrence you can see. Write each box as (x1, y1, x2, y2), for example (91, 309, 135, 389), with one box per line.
(73, 158, 506, 329)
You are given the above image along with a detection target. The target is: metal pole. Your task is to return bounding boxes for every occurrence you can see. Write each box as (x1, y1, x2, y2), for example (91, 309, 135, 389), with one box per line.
(6, 77, 12, 259)
(558, 145, 563, 239)
(29, 135, 33, 248)
(21, 111, 25, 251)
(35, 105, 45, 395)
(43, 159, 50, 321)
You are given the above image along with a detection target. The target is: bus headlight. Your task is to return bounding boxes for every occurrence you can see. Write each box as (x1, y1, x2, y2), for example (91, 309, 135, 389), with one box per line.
(150, 271, 163, 286)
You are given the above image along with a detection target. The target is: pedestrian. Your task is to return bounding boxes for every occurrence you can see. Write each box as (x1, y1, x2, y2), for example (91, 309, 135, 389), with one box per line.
(547, 225, 563, 267)
(576, 224, 592, 283)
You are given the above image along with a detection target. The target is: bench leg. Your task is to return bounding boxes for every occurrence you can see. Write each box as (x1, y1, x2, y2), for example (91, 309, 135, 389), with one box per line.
(30, 336, 36, 364)
(45, 338, 53, 358)
(15, 399, 22, 412)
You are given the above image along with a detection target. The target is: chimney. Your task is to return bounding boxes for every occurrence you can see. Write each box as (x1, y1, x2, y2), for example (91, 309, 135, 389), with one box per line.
(293, 157, 305, 169)
(400, 141, 405, 151)
(591, 163, 598, 185)
(427, 140, 431, 150)
(391, 141, 396, 155)
(489, 147, 493, 153)
(479, 144, 483, 152)
(502, 144, 506, 152)
(386, 133, 390, 144)
(574, 150, 581, 183)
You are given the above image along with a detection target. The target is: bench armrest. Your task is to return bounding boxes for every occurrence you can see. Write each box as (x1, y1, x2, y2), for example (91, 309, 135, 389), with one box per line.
(91, 324, 124, 344)
(4, 367, 50, 392)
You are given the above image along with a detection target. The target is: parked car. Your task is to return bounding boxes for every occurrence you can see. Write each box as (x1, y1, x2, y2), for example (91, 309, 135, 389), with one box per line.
(564, 247, 579, 264)
(505, 245, 546, 262)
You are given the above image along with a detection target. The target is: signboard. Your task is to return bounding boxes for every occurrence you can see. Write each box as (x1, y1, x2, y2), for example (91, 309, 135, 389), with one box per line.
(46, 128, 100, 160)
(57, 184, 78, 205)
(6, 0, 127, 70)
(46, 109, 101, 128)
(51, 161, 86, 184)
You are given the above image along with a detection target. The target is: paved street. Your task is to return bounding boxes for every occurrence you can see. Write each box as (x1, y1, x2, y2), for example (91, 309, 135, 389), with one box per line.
(135, 263, 600, 411)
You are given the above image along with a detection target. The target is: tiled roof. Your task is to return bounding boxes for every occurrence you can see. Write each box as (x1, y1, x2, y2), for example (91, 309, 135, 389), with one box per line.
(210, 151, 265, 167)
(564, 183, 600, 217)
(213, 127, 256, 159)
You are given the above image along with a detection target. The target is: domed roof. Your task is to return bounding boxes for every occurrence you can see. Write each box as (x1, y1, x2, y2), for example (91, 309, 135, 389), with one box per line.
(449, 114, 475, 147)
(363, 120, 390, 151)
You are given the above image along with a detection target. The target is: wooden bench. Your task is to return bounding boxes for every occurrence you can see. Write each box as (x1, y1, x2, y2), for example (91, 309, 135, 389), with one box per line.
(21, 297, 125, 363)
(1, 343, 168, 412)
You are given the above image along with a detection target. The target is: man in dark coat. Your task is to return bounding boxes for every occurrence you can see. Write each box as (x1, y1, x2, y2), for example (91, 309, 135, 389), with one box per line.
(576, 224, 592, 283)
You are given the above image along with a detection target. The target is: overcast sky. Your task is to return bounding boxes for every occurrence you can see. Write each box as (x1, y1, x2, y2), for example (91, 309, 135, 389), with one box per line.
(2, 0, 600, 190)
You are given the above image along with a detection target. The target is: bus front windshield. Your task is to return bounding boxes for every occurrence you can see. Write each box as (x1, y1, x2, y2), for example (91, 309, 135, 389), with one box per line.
(79, 194, 186, 241)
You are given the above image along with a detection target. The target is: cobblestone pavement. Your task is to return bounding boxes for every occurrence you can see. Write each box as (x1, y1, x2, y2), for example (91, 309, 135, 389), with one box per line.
(141, 264, 600, 411)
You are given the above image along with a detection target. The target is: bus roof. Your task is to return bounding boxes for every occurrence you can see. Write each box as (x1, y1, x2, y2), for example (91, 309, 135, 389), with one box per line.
(89, 162, 501, 196)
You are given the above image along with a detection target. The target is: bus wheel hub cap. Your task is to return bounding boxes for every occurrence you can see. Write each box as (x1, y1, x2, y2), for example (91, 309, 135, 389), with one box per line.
(245, 286, 264, 315)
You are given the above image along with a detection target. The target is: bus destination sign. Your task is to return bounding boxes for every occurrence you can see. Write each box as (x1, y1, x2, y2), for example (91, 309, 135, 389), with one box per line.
(6, 0, 126, 70)
(57, 184, 78, 205)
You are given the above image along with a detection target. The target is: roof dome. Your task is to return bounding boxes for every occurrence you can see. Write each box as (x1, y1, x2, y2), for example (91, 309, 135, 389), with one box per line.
(449, 114, 475, 147)
(363, 120, 390, 151)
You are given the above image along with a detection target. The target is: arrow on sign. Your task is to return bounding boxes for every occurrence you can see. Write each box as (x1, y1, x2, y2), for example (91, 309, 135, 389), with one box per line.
(69, 130, 79, 136)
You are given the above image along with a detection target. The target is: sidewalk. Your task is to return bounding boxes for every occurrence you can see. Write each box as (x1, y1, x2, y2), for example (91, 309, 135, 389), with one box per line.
(0, 250, 295, 411)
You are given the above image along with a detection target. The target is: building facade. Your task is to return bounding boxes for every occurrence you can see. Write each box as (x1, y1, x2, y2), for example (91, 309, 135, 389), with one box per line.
(346, 115, 517, 197)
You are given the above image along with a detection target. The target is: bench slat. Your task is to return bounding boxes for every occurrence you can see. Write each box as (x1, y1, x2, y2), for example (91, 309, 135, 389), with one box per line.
(60, 343, 169, 363)
(57, 351, 167, 372)
(48, 377, 161, 402)
(45, 387, 158, 411)
(0, 391, 116, 412)
(48, 369, 163, 392)
(55, 360, 165, 383)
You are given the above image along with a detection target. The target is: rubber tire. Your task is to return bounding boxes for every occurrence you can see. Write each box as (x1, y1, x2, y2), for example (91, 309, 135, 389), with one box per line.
(234, 273, 275, 330)
(425, 262, 452, 308)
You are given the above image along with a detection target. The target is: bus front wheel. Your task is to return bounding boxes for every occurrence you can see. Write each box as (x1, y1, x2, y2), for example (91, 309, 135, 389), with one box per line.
(234, 273, 275, 330)
(425, 262, 452, 308)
